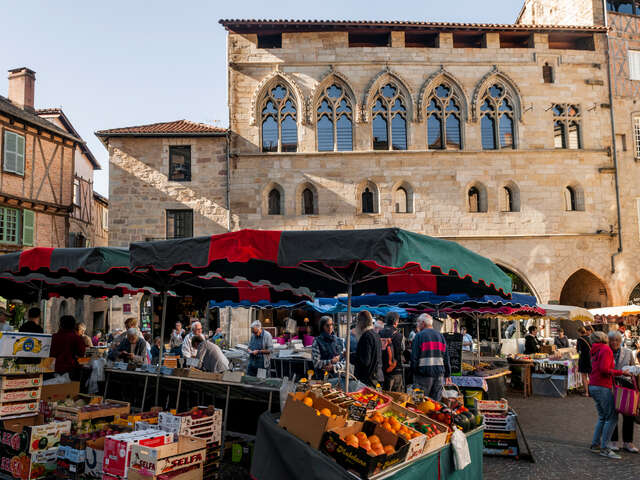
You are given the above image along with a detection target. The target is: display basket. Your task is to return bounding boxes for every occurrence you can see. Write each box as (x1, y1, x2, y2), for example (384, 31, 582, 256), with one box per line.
(347, 387, 391, 411)
(475, 398, 508, 413)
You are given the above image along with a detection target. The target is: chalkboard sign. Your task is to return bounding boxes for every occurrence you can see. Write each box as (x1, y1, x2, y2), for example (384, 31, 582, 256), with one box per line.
(444, 333, 463, 375)
(366, 399, 377, 411)
(348, 404, 367, 422)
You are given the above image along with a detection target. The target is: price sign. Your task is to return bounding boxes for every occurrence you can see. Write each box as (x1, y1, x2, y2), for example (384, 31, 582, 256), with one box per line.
(444, 333, 463, 375)
(348, 404, 367, 422)
(366, 399, 377, 411)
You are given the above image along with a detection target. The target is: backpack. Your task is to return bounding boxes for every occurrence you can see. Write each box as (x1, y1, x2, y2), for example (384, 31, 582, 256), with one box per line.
(380, 337, 397, 373)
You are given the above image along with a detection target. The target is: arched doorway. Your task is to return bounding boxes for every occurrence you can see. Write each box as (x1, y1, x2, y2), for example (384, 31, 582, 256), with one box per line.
(497, 265, 534, 296)
(629, 283, 640, 304)
(560, 269, 608, 308)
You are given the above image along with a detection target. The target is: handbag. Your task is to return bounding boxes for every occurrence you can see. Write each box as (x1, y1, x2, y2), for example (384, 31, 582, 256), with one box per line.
(614, 375, 639, 417)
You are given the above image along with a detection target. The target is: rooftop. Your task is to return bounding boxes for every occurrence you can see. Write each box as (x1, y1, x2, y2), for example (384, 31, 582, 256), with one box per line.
(219, 19, 608, 33)
(95, 119, 227, 139)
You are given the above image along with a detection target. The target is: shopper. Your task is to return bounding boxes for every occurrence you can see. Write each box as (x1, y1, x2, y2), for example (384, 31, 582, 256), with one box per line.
(411, 314, 450, 402)
(588, 331, 629, 459)
(170, 321, 185, 351)
(19, 307, 43, 333)
(351, 311, 383, 388)
(192, 335, 229, 373)
(608, 330, 638, 453)
(76, 322, 93, 348)
(577, 326, 592, 397)
(408, 324, 420, 344)
(554, 328, 570, 349)
(379, 312, 405, 392)
(92, 331, 102, 346)
(150, 337, 162, 364)
(311, 316, 344, 379)
(524, 325, 541, 354)
(181, 321, 203, 359)
(246, 320, 273, 377)
(461, 326, 473, 352)
(50, 315, 86, 380)
(0, 308, 12, 331)
(109, 328, 148, 365)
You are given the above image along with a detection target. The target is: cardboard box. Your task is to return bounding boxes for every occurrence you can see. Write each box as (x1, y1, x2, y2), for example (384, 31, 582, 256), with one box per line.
(320, 422, 409, 479)
(0, 359, 53, 375)
(127, 463, 203, 480)
(367, 404, 426, 461)
(0, 401, 38, 417)
(0, 376, 42, 391)
(129, 435, 206, 476)
(0, 333, 51, 358)
(158, 407, 222, 446)
(0, 389, 40, 403)
(40, 382, 80, 403)
(279, 391, 347, 449)
(103, 431, 174, 478)
(25, 420, 71, 453)
(0, 447, 58, 479)
(85, 437, 105, 478)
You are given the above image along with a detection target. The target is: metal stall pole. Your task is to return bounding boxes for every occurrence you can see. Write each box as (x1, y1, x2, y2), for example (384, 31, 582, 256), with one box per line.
(154, 292, 168, 405)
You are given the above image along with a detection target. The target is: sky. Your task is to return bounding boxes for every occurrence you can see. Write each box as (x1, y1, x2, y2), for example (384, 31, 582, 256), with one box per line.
(0, 0, 523, 197)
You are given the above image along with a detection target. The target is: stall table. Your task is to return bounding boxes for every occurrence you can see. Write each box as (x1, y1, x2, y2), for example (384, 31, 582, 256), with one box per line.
(450, 370, 510, 402)
(531, 358, 581, 398)
(251, 412, 483, 480)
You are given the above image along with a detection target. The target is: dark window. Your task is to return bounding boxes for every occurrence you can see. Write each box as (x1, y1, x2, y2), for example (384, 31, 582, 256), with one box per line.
(453, 33, 484, 48)
(268, 189, 281, 215)
(607, 1, 635, 13)
(261, 84, 297, 152)
(371, 82, 408, 151)
(169, 146, 191, 181)
(257, 33, 282, 48)
(548, 33, 595, 51)
(480, 83, 515, 150)
(316, 84, 353, 151)
(166, 210, 193, 239)
(499, 33, 532, 48)
(425, 83, 462, 150)
(302, 188, 315, 215)
(565, 187, 577, 211)
(543, 63, 554, 83)
(349, 32, 390, 47)
(362, 188, 374, 213)
(503, 187, 514, 212)
(404, 32, 438, 48)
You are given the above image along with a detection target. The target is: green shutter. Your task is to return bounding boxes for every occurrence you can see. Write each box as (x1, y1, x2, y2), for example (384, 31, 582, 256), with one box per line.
(22, 209, 34, 246)
(16, 134, 25, 175)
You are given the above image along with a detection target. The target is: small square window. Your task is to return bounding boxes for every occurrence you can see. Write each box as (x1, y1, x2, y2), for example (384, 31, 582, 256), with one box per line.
(3, 130, 25, 176)
(166, 209, 193, 239)
(257, 34, 282, 49)
(169, 146, 191, 181)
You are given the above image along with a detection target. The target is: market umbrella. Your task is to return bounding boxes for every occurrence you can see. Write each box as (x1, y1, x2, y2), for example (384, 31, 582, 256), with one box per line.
(588, 305, 640, 323)
(130, 228, 511, 391)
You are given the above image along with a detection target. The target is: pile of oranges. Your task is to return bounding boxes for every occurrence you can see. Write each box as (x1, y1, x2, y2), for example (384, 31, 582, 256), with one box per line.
(301, 395, 336, 419)
(342, 432, 395, 457)
(369, 413, 422, 441)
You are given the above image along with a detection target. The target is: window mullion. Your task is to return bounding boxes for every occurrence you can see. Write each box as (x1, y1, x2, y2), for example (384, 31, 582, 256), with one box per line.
(387, 106, 392, 151)
(333, 104, 338, 152)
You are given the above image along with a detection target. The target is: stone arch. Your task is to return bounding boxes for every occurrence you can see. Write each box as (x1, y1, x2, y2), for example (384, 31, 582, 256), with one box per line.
(362, 68, 415, 122)
(296, 181, 319, 215)
(308, 68, 358, 124)
(418, 67, 469, 122)
(559, 268, 609, 308)
(466, 181, 488, 213)
(500, 181, 521, 212)
(392, 180, 415, 214)
(564, 182, 585, 212)
(262, 182, 285, 216)
(495, 263, 539, 299)
(627, 282, 640, 304)
(356, 180, 380, 214)
(250, 70, 305, 126)
(472, 66, 524, 122)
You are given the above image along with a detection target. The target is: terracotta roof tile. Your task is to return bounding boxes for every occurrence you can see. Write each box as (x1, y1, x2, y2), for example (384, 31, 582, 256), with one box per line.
(95, 120, 227, 137)
(219, 19, 608, 33)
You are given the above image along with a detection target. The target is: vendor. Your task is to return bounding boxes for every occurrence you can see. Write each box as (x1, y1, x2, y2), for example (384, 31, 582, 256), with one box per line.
(247, 320, 273, 377)
(50, 315, 86, 380)
(554, 328, 569, 349)
(109, 328, 148, 365)
(311, 316, 344, 379)
(19, 307, 43, 333)
(181, 321, 202, 359)
(524, 325, 541, 354)
(192, 334, 229, 373)
(461, 326, 473, 352)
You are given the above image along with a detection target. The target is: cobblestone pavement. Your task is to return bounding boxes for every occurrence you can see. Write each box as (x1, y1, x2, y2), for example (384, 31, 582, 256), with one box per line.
(483, 393, 640, 479)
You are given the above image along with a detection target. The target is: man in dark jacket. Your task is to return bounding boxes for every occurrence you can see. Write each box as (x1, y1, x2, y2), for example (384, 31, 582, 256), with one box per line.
(379, 312, 405, 392)
(351, 311, 383, 387)
(109, 328, 148, 365)
(50, 315, 86, 380)
(524, 325, 541, 354)
(19, 307, 43, 334)
(411, 314, 450, 402)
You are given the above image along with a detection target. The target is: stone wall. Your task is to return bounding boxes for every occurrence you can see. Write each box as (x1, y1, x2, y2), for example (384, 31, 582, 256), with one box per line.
(517, 0, 604, 26)
(108, 136, 229, 246)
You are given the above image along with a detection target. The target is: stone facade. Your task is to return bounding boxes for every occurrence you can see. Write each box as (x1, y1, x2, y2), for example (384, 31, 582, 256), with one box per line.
(103, 135, 228, 246)
(517, 0, 604, 26)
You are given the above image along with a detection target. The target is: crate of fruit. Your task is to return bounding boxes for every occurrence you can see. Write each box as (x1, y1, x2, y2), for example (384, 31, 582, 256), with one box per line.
(348, 388, 391, 411)
(158, 407, 222, 445)
(0, 400, 39, 417)
(0, 388, 40, 403)
(0, 375, 42, 391)
(55, 396, 130, 422)
(475, 398, 508, 413)
(114, 407, 163, 427)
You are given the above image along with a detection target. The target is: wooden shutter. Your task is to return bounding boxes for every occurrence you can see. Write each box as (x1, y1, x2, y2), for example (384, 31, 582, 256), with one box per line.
(22, 210, 34, 246)
(16, 134, 25, 175)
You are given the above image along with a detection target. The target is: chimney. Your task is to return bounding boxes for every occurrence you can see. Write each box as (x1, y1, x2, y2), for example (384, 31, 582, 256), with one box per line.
(7, 67, 36, 111)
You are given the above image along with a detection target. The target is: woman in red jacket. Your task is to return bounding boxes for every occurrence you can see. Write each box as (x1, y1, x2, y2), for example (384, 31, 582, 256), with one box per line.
(588, 331, 629, 459)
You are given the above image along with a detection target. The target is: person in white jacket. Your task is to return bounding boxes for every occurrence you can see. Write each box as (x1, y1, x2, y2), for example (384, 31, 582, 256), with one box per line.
(182, 321, 202, 359)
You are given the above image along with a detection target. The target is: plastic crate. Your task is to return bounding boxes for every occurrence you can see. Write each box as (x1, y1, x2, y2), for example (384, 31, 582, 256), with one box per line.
(475, 398, 508, 413)
(482, 412, 517, 432)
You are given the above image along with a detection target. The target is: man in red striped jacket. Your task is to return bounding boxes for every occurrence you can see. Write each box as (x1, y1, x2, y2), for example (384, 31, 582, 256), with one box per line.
(411, 314, 451, 402)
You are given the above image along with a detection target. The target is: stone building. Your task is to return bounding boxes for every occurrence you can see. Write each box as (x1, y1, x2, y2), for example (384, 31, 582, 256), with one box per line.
(519, 0, 640, 304)
(220, 19, 619, 307)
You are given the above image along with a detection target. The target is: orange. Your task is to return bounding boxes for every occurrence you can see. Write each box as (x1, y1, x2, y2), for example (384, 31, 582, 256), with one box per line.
(302, 397, 313, 407)
(346, 439, 359, 448)
(320, 408, 332, 417)
(384, 445, 395, 455)
(368, 435, 380, 445)
(356, 431, 368, 441)
(345, 434, 358, 445)
(359, 439, 371, 451)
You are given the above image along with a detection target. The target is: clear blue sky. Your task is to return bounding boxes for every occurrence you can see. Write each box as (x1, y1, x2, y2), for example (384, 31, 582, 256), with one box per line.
(0, 0, 522, 197)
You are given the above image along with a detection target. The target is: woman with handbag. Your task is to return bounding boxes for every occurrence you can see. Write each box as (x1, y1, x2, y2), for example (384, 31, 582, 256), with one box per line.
(608, 330, 638, 453)
(577, 326, 592, 397)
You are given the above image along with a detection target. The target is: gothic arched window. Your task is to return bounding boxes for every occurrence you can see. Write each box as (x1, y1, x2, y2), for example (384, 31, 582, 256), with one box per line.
(302, 188, 316, 215)
(261, 84, 298, 153)
(371, 83, 408, 151)
(317, 84, 353, 151)
(480, 83, 515, 150)
(426, 83, 462, 149)
(268, 188, 282, 215)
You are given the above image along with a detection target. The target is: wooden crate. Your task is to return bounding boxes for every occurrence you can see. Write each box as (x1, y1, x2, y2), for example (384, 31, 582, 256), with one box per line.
(55, 396, 129, 421)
